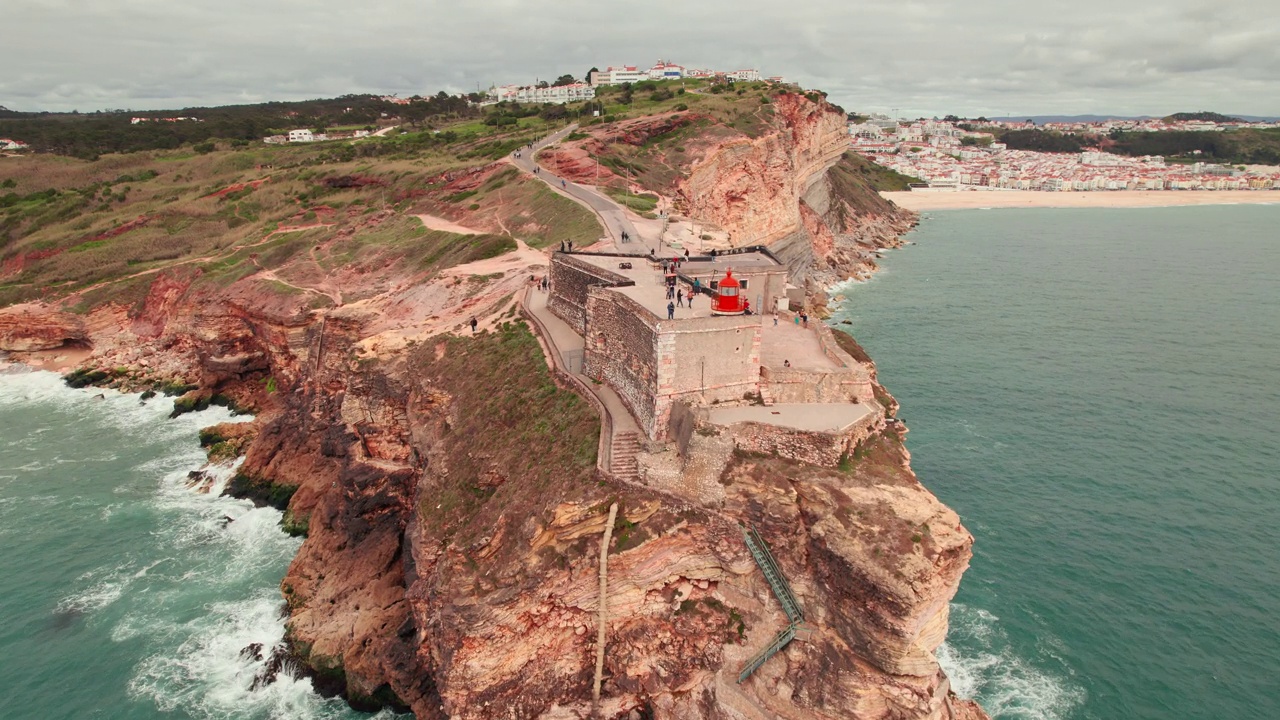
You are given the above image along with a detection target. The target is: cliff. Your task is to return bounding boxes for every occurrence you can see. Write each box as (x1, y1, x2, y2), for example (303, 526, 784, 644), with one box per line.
(675, 92, 916, 289)
(541, 91, 916, 291)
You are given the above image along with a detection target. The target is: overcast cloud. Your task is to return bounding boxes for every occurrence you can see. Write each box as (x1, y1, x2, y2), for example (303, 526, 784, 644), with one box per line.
(3, 0, 1279, 117)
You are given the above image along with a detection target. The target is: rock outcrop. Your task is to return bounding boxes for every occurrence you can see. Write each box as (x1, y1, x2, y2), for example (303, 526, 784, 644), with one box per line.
(675, 92, 916, 287)
(0, 304, 88, 351)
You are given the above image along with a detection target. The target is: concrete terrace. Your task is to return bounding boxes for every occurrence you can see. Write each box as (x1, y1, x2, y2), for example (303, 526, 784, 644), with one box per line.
(759, 320, 839, 371)
(708, 403, 875, 433)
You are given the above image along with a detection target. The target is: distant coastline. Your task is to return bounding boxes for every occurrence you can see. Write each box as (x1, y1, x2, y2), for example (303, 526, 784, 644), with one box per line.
(883, 189, 1280, 211)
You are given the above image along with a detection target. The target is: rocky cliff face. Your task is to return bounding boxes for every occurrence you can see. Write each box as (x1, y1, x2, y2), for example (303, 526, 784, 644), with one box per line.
(675, 93, 916, 288)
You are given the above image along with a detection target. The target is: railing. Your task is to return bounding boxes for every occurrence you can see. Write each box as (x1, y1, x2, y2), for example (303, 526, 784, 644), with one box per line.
(738, 625, 797, 683)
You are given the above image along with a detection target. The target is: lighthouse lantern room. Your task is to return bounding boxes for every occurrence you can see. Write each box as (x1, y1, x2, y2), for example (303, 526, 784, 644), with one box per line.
(711, 269, 746, 315)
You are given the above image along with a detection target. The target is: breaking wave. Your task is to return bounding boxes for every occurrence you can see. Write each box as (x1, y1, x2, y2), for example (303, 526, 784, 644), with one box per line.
(938, 603, 1084, 720)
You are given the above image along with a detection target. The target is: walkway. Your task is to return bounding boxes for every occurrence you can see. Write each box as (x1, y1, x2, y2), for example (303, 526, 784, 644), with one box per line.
(521, 286, 642, 446)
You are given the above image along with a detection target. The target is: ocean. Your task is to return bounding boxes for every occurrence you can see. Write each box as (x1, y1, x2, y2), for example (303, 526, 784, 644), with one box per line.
(829, 205, 1280, 720)
(0, 370, 395, 719)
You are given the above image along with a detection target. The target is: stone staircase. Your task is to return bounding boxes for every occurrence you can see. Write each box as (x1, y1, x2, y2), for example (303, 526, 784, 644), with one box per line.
(758, 385, 776, 406)
(610, 431, 641, 482)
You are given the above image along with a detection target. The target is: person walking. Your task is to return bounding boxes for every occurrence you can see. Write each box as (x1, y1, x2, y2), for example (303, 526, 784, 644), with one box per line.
(677, 289, 684, 307)
(800, 311, 808, 328)
(470, 317, 478, 333)
(667, 301, 675, 320)
(561, 179, 566, 189)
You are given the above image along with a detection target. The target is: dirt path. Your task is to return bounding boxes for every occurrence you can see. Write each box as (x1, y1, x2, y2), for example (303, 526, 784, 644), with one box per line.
(413, 214, 483, 235)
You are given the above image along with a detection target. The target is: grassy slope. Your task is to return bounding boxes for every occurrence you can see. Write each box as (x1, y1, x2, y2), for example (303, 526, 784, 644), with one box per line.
(410, 319, 601, 546)
(0, 119, 597, 308)
(421, 166, 601, 249)
(830, 151, 924, 195)
(556, 80, 788, 198)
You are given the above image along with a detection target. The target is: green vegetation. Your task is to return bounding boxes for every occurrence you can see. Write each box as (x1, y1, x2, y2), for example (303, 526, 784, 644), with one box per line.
(411, 320, 600, 544)
(0, 93, 477, 160)
(225, 471, 299, 511)
(992, 125, 1280, 164)
(996, 129, 1088, 153)
(1163, 111, 1242, 123)
(603, 186, 659, 213)
(831, 151, 924, 193)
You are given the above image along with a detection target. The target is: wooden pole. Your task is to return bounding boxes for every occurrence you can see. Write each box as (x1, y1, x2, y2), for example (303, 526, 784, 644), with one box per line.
(592, 502, 619, 709)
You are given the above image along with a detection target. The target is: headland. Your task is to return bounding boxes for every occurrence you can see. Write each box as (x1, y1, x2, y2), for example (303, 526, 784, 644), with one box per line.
(0, 82, 986, 720)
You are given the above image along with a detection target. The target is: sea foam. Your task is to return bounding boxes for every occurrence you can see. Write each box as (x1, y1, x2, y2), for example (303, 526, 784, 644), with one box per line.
(938, 604, 1085, 719)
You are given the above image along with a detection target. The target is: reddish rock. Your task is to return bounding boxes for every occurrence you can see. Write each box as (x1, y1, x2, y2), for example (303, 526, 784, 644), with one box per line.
(0, 305, 88, 351)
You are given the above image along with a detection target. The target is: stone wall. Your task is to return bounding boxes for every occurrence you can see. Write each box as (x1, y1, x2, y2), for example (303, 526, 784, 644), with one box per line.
(725, 410, 883, 468)
(761, 366, 874, 404)
(653, 314, 762, 437)
(583, 288, 660, 434)
(548, 254, 632, 330)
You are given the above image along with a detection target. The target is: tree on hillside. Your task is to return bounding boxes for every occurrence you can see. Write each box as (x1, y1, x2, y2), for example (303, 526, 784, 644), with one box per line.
(553, 74, 577, 87)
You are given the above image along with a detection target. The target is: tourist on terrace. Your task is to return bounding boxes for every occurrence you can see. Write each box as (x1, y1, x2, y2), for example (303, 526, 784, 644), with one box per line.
(667, 301, 675, 320)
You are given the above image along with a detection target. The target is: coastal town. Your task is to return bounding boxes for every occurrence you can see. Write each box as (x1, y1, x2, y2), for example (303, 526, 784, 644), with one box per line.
(850, 116, 1280, 192)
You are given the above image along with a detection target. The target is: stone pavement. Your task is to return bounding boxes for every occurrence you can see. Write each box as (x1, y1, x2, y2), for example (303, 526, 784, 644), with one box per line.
(708, 403, 874, 433)
(759, 320, 840, 370)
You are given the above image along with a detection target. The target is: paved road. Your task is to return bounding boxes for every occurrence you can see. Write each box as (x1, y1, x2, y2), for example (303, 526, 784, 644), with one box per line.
(510, 124, 644, 253)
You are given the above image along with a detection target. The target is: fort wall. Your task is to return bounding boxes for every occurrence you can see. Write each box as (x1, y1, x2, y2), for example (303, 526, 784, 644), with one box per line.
(548, 253, 633, 330)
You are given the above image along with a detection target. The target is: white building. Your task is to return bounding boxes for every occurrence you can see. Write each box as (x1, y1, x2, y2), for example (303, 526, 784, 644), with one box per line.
(486, 83, 595, 104)
(725, 69, 761, 82)
(287, 129, 315, 143)
(590, 66, 648, 86)
(647, 60, 685, 80)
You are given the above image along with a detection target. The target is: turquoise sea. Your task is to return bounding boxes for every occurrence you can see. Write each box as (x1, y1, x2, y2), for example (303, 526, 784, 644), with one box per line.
(830, 205, 1280, 719)
(0, 371, 392, 719)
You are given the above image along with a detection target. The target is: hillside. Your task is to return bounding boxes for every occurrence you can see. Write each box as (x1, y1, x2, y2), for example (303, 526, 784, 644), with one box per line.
(991, 126, 1280, 164)
(1162, 111, 1243, 123)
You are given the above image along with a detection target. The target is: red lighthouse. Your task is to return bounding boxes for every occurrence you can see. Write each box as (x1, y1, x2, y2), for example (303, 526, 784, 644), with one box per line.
(711, 269, 746, 315)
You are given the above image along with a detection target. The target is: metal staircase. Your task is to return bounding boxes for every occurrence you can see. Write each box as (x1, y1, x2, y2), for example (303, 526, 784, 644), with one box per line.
(742, 525, 803, 623)
(738, 525, 805, 683)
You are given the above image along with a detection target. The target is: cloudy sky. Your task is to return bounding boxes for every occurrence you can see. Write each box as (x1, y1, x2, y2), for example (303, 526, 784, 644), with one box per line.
(3, 0, 1279, 117)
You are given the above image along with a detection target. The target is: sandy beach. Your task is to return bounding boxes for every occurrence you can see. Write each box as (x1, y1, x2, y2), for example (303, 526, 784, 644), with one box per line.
(882, 189, 1280, 211)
